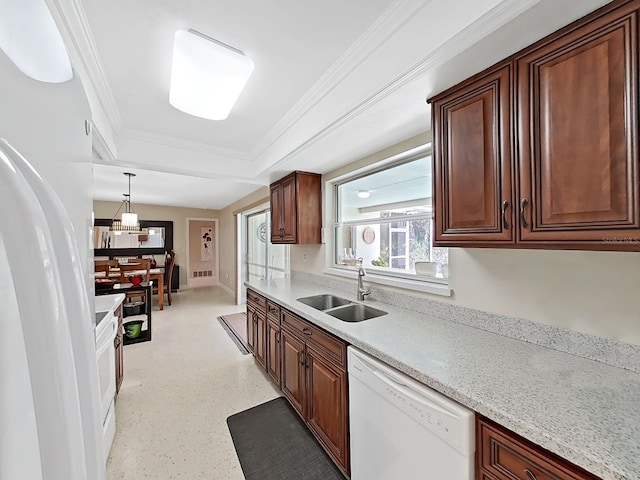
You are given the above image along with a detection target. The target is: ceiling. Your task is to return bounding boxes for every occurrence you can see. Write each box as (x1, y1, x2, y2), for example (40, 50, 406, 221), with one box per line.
(57, 0, 611, 209)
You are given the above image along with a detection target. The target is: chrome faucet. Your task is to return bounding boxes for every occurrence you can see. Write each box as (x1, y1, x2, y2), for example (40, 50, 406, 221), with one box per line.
(357, 265, 371, 301)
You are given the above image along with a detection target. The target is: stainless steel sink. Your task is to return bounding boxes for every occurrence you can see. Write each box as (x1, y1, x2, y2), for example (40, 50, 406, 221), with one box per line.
(326, 303, 388, 322)
(297, 294, 352, 310)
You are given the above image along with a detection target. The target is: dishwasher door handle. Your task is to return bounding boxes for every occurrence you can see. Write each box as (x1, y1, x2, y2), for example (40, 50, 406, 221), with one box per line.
(369, 365, 455, 419)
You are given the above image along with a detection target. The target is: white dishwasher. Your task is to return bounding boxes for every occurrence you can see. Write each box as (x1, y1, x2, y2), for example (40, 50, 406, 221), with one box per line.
(348, 347, 474, 480)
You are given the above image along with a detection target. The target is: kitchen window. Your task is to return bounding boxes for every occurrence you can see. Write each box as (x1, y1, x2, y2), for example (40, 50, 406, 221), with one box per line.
(332, 146, 448, 287)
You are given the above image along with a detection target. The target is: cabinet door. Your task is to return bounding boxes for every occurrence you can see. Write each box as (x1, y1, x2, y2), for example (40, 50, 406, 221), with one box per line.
(246, 305, 256, 353)
(432, 64, 514, 245)
(306, 345, 349, 471)
(518, 5, 639, 246)
(280, 328, 306, 417)
(255, 309, 267, 369)
(270, 183, 283, 243)
(114, 334, 123, 395)
(266, 320, 281, 385)
(280, 174, 298, 243)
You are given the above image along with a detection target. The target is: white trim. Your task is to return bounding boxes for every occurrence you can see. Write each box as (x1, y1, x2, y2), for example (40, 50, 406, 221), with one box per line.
(185, 217, 219, 289)
(218, 282, 235, 299)
(324, 267, 452, 297)
(235, 212, 243, 305)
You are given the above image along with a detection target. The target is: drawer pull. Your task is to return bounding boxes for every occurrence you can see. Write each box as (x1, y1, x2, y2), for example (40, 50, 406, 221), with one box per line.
(525, 469, 537, 480)
(302, 328, 312, 336)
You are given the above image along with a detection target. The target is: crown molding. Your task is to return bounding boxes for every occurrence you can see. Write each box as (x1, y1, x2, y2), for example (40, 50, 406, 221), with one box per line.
(92, 156, 266, 185)
(251, 0, 429, 158)
(91, 122, 116, 162)
(45, 0, 123, 132)
(119, 128, 252, 161)
(253, 0, 541, 174)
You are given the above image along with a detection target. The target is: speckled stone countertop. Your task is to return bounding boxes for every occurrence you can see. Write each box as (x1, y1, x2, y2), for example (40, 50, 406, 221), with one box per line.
(245, 278, 640, 480)
(95, 293, 124, 314)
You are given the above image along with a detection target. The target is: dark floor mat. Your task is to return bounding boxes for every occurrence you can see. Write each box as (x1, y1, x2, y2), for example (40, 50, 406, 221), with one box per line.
(226, 397, 346, 480)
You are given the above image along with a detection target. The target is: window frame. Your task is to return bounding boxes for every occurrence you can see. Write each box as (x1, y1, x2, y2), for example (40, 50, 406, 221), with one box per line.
(326, 144, 451, 296)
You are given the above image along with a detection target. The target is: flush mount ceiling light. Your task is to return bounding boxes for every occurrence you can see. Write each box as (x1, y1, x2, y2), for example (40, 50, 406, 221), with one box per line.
(110, 173, 148, 234)
(357, 190, 371, 199)
(0, 0, 73, 83)
(169, 29, 254, 120)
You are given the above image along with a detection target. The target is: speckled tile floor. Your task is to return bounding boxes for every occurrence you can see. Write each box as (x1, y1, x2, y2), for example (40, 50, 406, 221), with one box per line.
(107, 287, 280, 479)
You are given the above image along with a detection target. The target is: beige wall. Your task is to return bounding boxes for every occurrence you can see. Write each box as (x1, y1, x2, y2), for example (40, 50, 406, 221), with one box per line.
(93, 201, 220, 289)
(218, 187, 270, 296)
(289, 133, 640, 346)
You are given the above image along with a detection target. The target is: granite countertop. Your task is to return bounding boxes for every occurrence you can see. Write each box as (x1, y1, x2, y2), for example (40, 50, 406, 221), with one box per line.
(95, 293, 125, 314)
(245, 277, 640, 480)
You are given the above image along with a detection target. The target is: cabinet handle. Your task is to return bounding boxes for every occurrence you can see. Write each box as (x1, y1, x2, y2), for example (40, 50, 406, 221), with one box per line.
(524, 469, 537, 480)
(276, 331, 280, 344)
(305, 354, 310, 369)
(298, 351, 304, 365)
(520, 198, 529, 229)
(501, 200, 509, 229)
(302, 328, 312, 336)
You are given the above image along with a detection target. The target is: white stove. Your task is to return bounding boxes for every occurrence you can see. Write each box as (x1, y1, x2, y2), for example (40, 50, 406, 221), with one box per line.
(95, 309, 117, 461)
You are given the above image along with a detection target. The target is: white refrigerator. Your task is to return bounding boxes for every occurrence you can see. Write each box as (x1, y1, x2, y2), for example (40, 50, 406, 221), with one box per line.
(0, 139, 106, 480)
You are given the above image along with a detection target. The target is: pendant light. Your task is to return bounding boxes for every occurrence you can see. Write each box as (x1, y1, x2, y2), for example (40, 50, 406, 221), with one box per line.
(110, 173, 147, 234)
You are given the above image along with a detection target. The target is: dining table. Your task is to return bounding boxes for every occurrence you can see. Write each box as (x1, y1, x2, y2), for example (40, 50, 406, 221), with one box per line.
(95, 267, 165, 310)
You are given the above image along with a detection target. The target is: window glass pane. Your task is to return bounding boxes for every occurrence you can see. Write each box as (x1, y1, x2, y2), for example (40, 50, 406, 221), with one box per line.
(333, 153, 449, 280)
(337, 156, 431, 223)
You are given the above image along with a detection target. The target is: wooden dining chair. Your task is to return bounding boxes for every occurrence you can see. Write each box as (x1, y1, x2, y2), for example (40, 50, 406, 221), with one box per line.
(94, 259, 117, 274)
(119, 259, 151, 305)
(118, 259, 151, 283)
(153, 250, 176, 306)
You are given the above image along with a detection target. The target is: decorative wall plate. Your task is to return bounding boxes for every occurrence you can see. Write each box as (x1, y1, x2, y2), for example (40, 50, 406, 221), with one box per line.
(362, 226, 375, 244)
(258, 222, 267, 242)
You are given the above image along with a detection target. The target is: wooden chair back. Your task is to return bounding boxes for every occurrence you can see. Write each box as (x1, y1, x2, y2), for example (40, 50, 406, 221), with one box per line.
(164, 250, 176, 305)
(118, 258, 151, 283)
(94, 259, 118, 274)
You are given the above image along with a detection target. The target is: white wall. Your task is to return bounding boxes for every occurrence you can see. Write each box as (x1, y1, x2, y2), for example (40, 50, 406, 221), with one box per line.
(449, 248, 640, 343)
(290, 133, 640, 346)
(0, 50, 93, 299)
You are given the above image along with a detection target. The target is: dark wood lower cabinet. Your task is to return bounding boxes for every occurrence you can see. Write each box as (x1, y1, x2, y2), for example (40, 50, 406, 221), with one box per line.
(477, 416, 600, 480)
(246, 289, 349, 475)
(246, 304, 256, 353)
(280, 328, 307, 417)
(114, 304, 123, 395)
(306, 345, 349, 470)
(266, 318, 281, 386)
(246, 306, 267, 368)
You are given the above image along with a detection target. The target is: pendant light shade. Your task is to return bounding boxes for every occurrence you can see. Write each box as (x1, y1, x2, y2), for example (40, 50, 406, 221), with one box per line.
(110, 173, 147, 234)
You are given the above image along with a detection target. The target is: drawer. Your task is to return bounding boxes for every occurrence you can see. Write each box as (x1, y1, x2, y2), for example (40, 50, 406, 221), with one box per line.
(478, 417, 599, 480)
(281, 309, 346, 367)
(247, 289, 266, 311)
(266, 301, 280, 321)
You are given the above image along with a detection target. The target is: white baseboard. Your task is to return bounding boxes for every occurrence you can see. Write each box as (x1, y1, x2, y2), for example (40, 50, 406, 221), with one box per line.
(218, 282, 234, 299)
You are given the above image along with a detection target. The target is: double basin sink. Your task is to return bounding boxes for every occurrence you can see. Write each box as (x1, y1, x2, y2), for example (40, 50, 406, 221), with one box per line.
(297, 294, 387, 322)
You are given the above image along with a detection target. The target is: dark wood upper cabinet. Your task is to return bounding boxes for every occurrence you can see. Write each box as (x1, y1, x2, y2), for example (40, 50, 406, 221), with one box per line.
(429, 0, 640, 251)
(431, 64, 514, 245)
(270, 171, 322, 244)
(517, 2, 639, 246)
